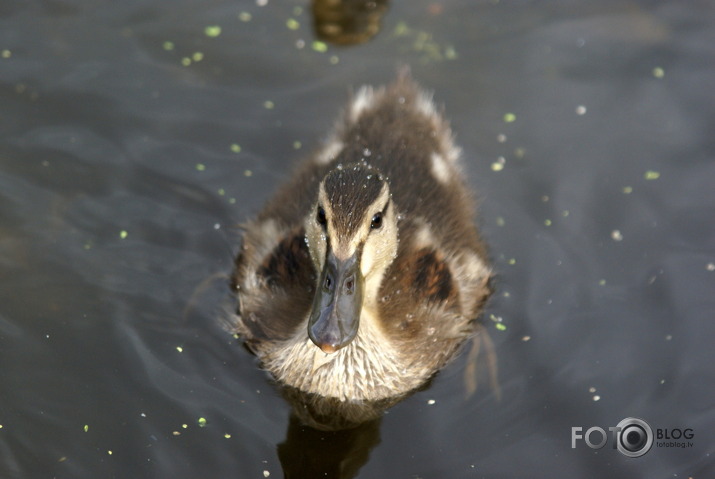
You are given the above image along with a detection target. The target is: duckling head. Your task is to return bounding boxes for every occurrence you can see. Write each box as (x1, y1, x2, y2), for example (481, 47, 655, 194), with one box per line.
(304, 163, 398, 354)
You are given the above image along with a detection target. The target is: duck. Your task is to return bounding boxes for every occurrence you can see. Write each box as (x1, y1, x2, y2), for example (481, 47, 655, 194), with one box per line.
(229, 70, 492, 430)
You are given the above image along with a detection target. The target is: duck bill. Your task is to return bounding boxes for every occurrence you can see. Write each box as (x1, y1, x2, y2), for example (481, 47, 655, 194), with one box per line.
(308, 249, 364, 354)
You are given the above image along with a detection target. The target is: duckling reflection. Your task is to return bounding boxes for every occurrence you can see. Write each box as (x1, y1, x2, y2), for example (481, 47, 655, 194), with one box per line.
(278, 414, 381, 479)
(229, 70, 493, 430)
(312, 0, 389, 45)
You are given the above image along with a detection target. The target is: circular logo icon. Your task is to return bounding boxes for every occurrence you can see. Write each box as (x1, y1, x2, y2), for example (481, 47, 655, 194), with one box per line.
(616, 417, 653, 457)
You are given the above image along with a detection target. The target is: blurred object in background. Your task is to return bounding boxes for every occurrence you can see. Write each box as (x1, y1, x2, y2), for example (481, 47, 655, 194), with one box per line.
(312, 0, 389, 45)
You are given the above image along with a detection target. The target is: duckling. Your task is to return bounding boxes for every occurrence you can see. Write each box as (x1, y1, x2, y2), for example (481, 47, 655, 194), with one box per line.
(229, 71, 492, 429)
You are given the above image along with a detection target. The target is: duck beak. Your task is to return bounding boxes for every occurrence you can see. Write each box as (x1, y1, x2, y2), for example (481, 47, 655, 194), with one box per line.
(308, 249, 364, 354)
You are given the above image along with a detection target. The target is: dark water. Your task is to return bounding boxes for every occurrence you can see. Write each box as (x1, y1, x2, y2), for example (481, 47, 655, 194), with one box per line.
(1, 1, 714, 477)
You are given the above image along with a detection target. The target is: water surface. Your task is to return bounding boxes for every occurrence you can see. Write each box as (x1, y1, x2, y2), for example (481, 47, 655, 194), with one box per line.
(1, 1, 713, 477)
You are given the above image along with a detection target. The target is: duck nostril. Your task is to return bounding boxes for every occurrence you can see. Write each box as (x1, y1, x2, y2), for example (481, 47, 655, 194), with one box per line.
(345, 279, 354, 293)
(324, 275, 332, 290)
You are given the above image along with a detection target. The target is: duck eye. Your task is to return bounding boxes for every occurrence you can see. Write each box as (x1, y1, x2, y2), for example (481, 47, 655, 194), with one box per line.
(316, 206, 327, 227)
(370, 212, 383, 230)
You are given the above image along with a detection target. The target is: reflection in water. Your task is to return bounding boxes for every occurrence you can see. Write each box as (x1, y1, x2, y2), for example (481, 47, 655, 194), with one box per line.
(312, 0, 389, 45)
(278, 414, 381, 479)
